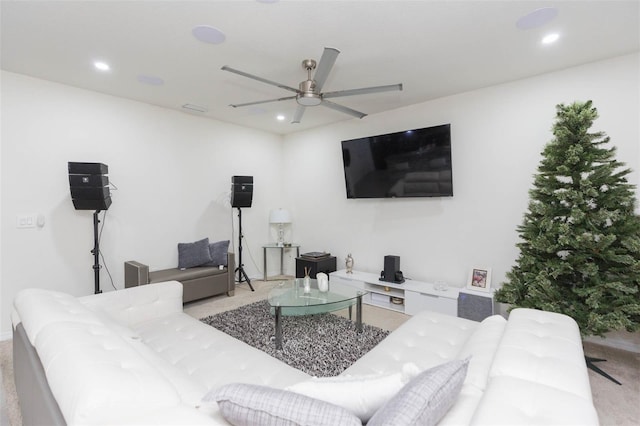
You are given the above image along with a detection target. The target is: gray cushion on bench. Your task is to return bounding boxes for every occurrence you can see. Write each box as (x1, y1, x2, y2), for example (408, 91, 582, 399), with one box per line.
(178, 238, 212, 269)
(203, 240, 230, 267)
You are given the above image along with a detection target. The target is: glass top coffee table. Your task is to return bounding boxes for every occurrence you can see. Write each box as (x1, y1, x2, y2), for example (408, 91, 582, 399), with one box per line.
(268, 278, 368, 349)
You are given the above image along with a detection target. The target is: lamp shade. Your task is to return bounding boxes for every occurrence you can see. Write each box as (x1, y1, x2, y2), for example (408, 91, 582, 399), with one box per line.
(269, 209, 291, 224)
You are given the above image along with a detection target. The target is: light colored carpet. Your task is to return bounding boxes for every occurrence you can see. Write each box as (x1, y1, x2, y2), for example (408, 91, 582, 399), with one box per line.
(1, 280, 638, 425)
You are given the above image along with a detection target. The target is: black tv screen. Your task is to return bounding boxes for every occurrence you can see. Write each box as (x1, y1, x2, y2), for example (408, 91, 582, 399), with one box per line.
(341, 124, 453, 199)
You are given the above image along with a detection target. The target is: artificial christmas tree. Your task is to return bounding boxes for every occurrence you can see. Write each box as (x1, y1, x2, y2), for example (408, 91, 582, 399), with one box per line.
(495, 101, 640, 382)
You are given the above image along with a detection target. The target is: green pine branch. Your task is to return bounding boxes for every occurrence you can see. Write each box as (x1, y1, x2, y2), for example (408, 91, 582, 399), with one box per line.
(495, 101, 640, 337)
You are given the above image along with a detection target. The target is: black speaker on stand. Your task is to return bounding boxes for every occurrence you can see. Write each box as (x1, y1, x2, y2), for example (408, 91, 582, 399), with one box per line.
(231, 176, 254, 291)
(68, 162, 111, 294)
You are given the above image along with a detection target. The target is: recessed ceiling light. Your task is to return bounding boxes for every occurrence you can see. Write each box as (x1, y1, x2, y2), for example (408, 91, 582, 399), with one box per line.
(192, 25, 226, 44)
(276, 115, 286, 121)
(542, 33, 560, 45)
(93, 61, 110, 71)
(137, 74, 164, 86)
(516, 7, 558, 30)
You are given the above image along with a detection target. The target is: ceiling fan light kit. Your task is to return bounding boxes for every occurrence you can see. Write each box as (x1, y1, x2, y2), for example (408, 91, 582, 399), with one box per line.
(222, 47, 402, 124)
(297, 93, 322, 107)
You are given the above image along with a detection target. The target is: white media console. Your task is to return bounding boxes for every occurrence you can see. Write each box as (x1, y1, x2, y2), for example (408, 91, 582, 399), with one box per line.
(330, 269, 495, 319)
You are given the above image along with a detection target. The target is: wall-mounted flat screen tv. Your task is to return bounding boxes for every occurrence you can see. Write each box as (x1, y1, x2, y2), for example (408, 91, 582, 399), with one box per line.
(341, 124, 453, 199)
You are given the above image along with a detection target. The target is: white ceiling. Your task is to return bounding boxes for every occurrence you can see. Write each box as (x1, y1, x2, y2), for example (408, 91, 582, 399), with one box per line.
(1, 1, 638, 135)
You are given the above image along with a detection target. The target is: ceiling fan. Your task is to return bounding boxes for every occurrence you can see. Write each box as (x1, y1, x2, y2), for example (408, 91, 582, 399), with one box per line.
(221, 47, 403, 124)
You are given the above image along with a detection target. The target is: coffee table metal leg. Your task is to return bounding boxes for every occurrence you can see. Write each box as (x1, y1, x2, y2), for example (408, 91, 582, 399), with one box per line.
(275, 306, 283, 349)
(356, 293, 363, 333)
(263, 247, 267, 281)
(280, 247, 284, 276)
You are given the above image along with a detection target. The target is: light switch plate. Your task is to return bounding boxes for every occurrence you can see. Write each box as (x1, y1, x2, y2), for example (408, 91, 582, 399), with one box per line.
(16, 214, 37, 228)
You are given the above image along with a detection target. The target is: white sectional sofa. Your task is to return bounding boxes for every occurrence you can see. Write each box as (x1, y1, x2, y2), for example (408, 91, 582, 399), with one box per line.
(12, 280, 599, 425)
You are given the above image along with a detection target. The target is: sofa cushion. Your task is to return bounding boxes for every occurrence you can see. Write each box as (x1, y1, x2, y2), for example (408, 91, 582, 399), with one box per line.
(456, 314, 506, 392)
(488, 308, 592, 401)
(13, 289, 187, 425)
(438, 387, 484, 426)
(80, 281, 184, 327)
(208, 383, 361, 426)
(132, 312, 310, 392)
(178, 238, 212, 269)
(470, 376, 599, 425)
(437, 315, 506, 426)
(202, 240, 230, 267)
(13, 288, 103, 346)
(367, 358, 470, 426)
(286, 362, 420, 422)
(342, 310, 478, 376)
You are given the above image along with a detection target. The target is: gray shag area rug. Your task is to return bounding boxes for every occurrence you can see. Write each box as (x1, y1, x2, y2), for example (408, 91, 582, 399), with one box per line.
(200, 300, 389, 377)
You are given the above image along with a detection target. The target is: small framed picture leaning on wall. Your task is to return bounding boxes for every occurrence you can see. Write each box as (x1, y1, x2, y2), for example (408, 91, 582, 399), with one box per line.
(467, 267, 492, 292)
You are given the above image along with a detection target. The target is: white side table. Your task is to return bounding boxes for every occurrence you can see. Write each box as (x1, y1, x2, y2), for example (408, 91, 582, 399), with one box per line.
(263, 244, 300, 281)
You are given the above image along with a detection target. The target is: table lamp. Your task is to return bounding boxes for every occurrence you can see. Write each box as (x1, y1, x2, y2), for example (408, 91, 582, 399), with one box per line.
(270, 208, 291, 247)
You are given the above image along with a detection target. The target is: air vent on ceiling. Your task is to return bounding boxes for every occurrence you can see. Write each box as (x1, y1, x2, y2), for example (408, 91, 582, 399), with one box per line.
(181, 104, 208, 113)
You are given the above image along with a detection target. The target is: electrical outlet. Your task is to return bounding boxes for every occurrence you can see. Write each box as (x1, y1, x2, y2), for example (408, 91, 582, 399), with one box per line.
(16, 214, 37, 229)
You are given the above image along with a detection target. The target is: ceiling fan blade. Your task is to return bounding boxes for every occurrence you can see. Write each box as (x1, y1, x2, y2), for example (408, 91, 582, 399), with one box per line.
(313, 47, 340, 92)
(322, 83, 403, 99)
(321, 100, 367, 119)
(221, 65, 299, 94)
(229, 95, 296, 108)
(291, 105, 306, 124)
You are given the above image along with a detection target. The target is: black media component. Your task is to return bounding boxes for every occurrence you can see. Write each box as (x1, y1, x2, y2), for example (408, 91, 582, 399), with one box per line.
(296, 256, 337, 278)
(68, 162, 111, 211)
(231, 175, 253, 208)
(341, 124, 453, 199)
(380, 255, 405, 284)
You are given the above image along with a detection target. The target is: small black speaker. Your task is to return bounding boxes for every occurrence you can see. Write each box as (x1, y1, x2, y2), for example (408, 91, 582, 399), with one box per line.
(69, 174, 109, 187)
(68, 162, 111, 211)
(380, 255, 404, 283)
(68, 162, 108, 175)
(70, 186, 110, 200)
(231, 175, 253, 208)
(71, 197, 112, 211)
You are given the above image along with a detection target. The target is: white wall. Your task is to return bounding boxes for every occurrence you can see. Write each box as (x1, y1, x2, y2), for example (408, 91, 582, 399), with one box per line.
(1, 53, 638, 341)
(0, 71, 284, 337)
(282, 53, 639, 298)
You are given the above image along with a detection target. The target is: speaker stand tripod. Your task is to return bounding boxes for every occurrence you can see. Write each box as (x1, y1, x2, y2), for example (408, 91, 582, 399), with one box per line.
(235, 208, 254, 291)
(92, 210, 102, 294)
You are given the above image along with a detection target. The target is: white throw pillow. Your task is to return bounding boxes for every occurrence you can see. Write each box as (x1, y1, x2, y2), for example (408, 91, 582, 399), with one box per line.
(286, 362, 420, 422)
